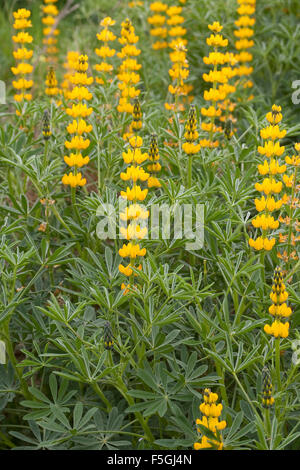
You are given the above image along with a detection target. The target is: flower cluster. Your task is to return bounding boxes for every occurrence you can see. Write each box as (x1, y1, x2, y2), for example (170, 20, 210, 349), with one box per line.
(200, 22, 236, 148)
(182, 104, 201, 155)
(194, 389, 227, 450)
(166, 5, 187, 49)
(42, 109, 51, 141)
(148, 1, 168, 50)
(95, 17, 116, 85)
(61, 51, 79, 99)
(62, 55, 93, 188)
(165, 41, 189, 112)
(234, 0, 256, 98)
(42, 0, 59, 63)
(45, 66, 59, 97)
(147, 133, 161, 188)
(12, 9, 33, 109)
(249, 105, 286, 251)
(119, 135, 149, 293)
(277, 142, 300, 264)
(264, 266, 292, 338)
(261, 366, 275, 408)
(117, 19, 141, 114)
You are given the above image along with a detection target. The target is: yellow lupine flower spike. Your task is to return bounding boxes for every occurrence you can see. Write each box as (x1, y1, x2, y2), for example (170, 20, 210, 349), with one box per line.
(12, 8, 33, 109)
(194, 389, 227, 450)
(264, 266, 292, 338)
(249, 105, 286, 251)
(62, 55, 93, 188)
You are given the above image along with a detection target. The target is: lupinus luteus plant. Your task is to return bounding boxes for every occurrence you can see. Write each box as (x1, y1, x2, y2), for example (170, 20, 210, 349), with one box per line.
(119, 135, 149, 293)
(165, 41, 189, 112)
(277, 142, 300, 269)
(147, 133, 161, 188)
(42, 0, 59, 64)
(200, 22, 238, 148)
(95, 17, 116, 85)
(264, 266, 292, 339)
(194, 389, 227, 450)
(148, 1, 168, 51)
(248, 105, 286, 251)
(117, 19, 141, 114)
(166, 5, 187, 49)
(200, 22, 232, 148)
(234, 0, 256, 98)
(61, 51, 79, 99)
(62, 55, 93, 189)
(45, 66, 59, 98)
(12, 9, 33, 112)
(261, 366, 275, 409)
(2, 0, 300, 452)
(183, 104, 201, 187)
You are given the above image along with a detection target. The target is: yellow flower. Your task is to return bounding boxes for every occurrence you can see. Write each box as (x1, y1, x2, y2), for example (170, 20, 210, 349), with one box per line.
(64, 153, 90, 168)
(66, 103, 93, 118)
(194, 389, 226, 451)
(120, 185, 148, 201)
(65, 136, 90, 150)
(120, 225, 148, 240)
(62, 172, 86, 188)
(258, 141, 285, 158)
(206, 34, 228, 48)
(208, 22, 223, 33)
(12, 32, 33, 44)
(119, 242, 146, 258)
(120, 165, 149, 183)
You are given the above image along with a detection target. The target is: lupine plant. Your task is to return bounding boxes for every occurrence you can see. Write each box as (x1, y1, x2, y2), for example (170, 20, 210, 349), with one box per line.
(0, 0, 299, 451)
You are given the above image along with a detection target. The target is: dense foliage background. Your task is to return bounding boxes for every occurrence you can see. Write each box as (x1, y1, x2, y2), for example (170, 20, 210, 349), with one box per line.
(0, 0, 299, 450)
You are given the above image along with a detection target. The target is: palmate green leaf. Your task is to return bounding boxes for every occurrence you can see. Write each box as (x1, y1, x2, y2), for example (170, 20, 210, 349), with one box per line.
(126, 397, 168, 418)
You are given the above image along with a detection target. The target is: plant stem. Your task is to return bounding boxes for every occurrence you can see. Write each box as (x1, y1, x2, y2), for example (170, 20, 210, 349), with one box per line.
(187, 155, 193, 188)
(116, 380, 154, 443)
(275, 338, 281, 396)
(92, 382, 112, 412)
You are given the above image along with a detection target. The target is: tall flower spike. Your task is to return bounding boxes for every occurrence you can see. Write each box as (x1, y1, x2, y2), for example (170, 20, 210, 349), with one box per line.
(261, 366, 275, 409)
(42, 0, 59, 64)
(123, 98, 143, 142)
(148, 2, 168, 50)
(117, 18, 141, 114)
(166, 5, 187, 49)
(12, 8, 34, 112)
(42, 109, 51, 141)
(182, 105, 201, 155)
(62, 55, 93, 189)
(194, 389, 227, 450)
(165, 41, 189, 112)
(249, 105, 286, 251)
(234, 0, 256, 99)
(45, 66, 59, 97)
(200, 22, 236, 148)
(95, 17, 116, 85)
(61, 51, 79, 99)
(264, 266, 292, 338)
(147, 134, 161, 188)
(119, 135, 149, 294)
(277, 142, 300, 266)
